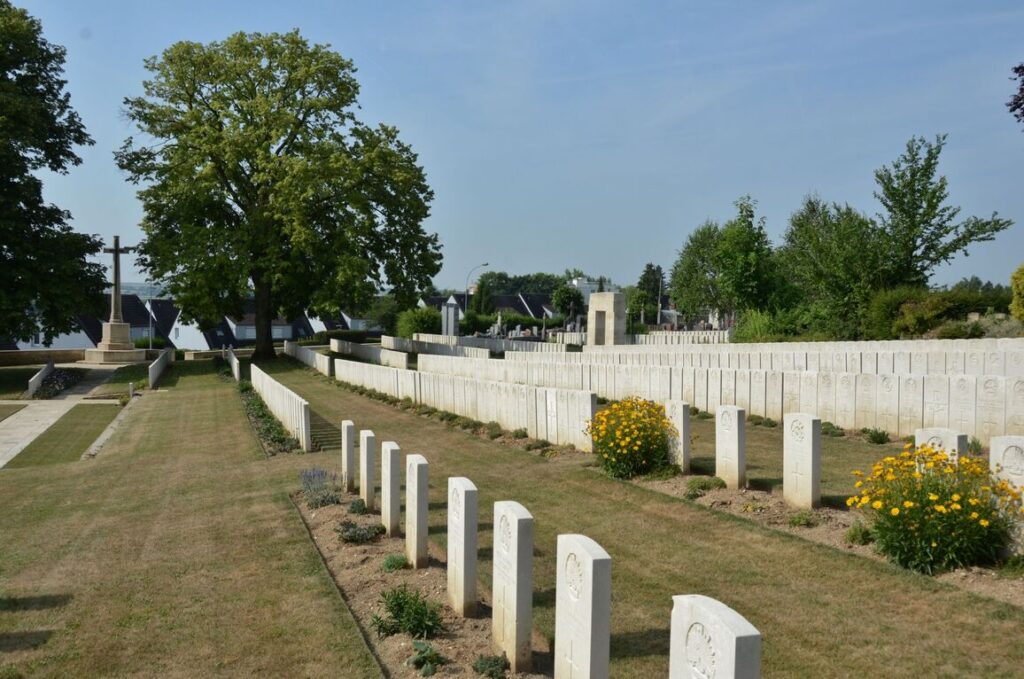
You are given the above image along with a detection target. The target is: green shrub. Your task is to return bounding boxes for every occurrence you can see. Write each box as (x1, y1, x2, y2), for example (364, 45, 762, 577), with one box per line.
(935, 321, 984, 339)
(844, 520, 873, 546)
(862, 286, 928, 339)
(336, 520, 385, 544)
(821, 421, 845, 437)
(586, 397, 676, 479)
(747, 414, 765, 426)
(511, 428, 528, 439)
(133, 336, 167, 348)
(118, 393, 130, 407)
(684, 476, 727, 500)
(998, 555, 1024, 579)
(472, 653, 510, 678)
(406, 641, 448, 677)
(968, 437, 983, 456)
(370, 585, 446, 639)
(695, 410, 714, 420)
(348, 499, 368, 515)
(849, 444, 1022, 573)
(524, 439, 550, 451)
(484, 421, 503, 439)
(1012, 263, 1024, 322)
(862, 428, 890, 445)
(761, 417, 778, 428)
(383, 554, 410, 573)
(788, 510, 817, 527)
(732, 309, 777, 343)
(300, 468, 340, 508)
(396, 307, 442, 338)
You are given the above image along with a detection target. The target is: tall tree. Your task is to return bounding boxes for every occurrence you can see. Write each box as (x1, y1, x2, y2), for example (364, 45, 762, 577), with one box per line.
(116, 31, 441, 359)
(0, 0, 106, 343)
(1009, 63, 1024, 129)
(636, 263, 664, 324)
(668, 221, 722, 324)
(715, 196, 776, 313)
(551, 284, 583, 319)
(874, 135, 1012, 288)
(469, 275, 494, 314)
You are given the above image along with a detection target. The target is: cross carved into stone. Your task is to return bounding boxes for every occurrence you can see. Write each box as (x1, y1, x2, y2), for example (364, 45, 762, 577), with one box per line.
(791, 457, 804, 493)
(563, 638, 581, 679)
(102, 235, 137, 323)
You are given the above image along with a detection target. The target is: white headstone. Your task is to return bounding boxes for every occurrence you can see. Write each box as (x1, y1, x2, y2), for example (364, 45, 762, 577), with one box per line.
(554, 534, 611, 679)
(948, 375, 976, 435)
(765, 371, 783, 421)
(1008, 377, 1024, 435)
(835, 374, 856, 429)
(340, 420, 356, 492)
(716, 406, 746, 489)
(492, 501, 535, 672)
(914, 428, 968, 463)
(976, 376, 1005, 444)
(666, 400, 691, 473)
(359, 430, 376, 509)
(989, 436, 1024, 489)
(877, 375, 899, 434)
(406, 454, 429, 568)
(381, 441, 401, 536)
(669, 594, 762, 679)
(446, 477, 478, 617)
(784, 413, 821, 508)
(922, 376, 950, 429)
(898, 377, 924, 437)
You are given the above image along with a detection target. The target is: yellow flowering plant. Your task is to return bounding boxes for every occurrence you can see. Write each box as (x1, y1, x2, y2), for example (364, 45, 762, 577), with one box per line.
(848, 443, 1022, 574)
(585, 396, 677, 479)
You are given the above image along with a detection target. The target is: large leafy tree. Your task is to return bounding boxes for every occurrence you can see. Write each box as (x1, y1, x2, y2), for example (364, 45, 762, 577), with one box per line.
(715, 196, 776, 313)
(636, 263, 664, 323)
(874, 135, 1012, 288)
(668, 221, 722, 324)
(116, 31, 441, 358)
(551, 284, 583, 319)
(0, 0, 106, 343)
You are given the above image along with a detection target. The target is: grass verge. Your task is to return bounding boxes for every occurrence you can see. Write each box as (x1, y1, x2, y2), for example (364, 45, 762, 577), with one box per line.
(6, 403, 121, 468)
(0, 403, 26, 423)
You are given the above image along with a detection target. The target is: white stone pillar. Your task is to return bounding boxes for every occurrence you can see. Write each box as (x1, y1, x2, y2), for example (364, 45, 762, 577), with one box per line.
(665, 400, 691, 472)
(359, 430, 376, 509)
(381, 441, 401, 536)
(406, 454, 429, 568)
(340, 420, 355, 493)
(716, 405, 746, 489)
(783, 412, 821, 509)
(669, 594, 761, 679)
(447, 477, 478, 617)
(492, 501, 534, 673)
(554, 534, 611, 679)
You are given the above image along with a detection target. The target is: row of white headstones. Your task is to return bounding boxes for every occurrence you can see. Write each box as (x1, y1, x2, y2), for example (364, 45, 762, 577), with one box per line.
(665, 401, 1024, 509)
(337, 420, 762, 679)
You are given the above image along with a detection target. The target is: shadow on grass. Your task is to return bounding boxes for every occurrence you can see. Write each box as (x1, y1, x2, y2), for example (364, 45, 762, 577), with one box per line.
(155, 361, 220, 388)
(690, 456, 715, 476)
(0, 630, 54, 652)
(611, 626, 670, 659)
(0, 594, 72, 612)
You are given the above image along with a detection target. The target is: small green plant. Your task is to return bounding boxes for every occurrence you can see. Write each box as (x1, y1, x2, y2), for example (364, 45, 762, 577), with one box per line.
(997, 555, 1024, 579)
(844, 520, 874, 546)
(821, 421, 845, 437)
(370, 585, 446, 639)
(484, 421, 503, 439)
(747, 414, 765, 426)
(524, 439, 551, 451)
(336, 520, 385, 544)
(348, 498, 368, 515)
(788, 510, 818, 528)
(511, 428, 528, 439)
(863, 428, 890, 445)
(596, 396, 609, 405)
(300, 468, 340, 508)
(695, 410, 714, 420)
(383, 553, 410, 573)
(968, 436, 983, 456)
(684, 476, 727, 500)
(761, 417, 778, 428)
(689, 406, 699, 416)
(473, 653, 510, 678)
(406, 641, 449, 676)
(118, 393, 130, 407)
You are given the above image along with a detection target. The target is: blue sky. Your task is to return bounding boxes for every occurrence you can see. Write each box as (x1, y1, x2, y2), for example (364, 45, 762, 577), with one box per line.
(29, 1, 1024, 290)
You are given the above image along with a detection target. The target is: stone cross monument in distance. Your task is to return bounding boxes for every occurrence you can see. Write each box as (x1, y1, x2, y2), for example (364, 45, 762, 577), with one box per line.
(84, 235, 147, 364)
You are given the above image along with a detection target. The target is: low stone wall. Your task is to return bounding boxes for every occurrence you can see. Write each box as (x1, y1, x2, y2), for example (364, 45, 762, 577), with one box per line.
(334, 359, 595, 450)
(147, 349, 172, 389)
(630, 330, 731, 345)
(250, 364, 312, 451)
(26, 361, 55, 397)
(329, 339, 410, 369)
(382, 335, 490, 358)
(411, 333, 567, 354)
(227, 349, 241, 382)
(283, 341, 333, 376)
(552, 331, 587, 345)
(0, 349, 86, 366)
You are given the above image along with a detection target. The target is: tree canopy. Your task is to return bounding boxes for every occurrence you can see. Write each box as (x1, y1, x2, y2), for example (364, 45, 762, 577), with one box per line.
(116, 30, 441, 358)
(551, 284, 583, 318)
(635, 263, 664, 323)
(1009, 63, 1024, 129)
(0, 0, 106, 343)
(668, 221, 722, 325)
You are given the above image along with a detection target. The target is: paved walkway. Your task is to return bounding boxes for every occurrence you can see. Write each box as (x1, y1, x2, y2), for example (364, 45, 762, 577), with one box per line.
(0, 367, 121, 468)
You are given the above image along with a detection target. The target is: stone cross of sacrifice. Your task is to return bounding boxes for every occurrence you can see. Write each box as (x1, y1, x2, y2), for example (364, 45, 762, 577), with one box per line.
(102, 236, 137, 323)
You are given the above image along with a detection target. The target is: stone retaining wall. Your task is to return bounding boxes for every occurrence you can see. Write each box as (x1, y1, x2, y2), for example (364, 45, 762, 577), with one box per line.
(250, 364, 312, 451)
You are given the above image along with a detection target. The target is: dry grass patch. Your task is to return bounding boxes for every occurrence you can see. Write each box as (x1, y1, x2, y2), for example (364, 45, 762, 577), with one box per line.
(261, 358, 1024, 678)
(0, 403, 26, 423)
(5, 403, 120, 468)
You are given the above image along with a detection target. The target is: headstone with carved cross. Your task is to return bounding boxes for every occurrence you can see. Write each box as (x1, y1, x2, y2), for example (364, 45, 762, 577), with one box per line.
(447, 477, 478, 617)
(669, 594, 761, 679)
(406, 454, 429, 568)
(914, 428, 968, 464)
(554, 534, 611, 679)
(381, 442, 401, 536)
(716, 406, 746, 489)
(492, 501, 534, 672)
(784, 412, 821, 509)
(359, 430, 376, 510)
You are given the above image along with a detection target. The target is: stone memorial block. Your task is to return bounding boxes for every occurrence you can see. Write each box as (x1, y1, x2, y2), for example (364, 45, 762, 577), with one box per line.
(749, 371, 766, 418)
(877, 351, 894, 375)
(341, 420, 356, 492)
(765, 371, 783, 421)
(760, 352, 773, 371)
(721, 369, 736, 407)
(914, 428, 967, 463)
(855, 374, 877, 429)
(359, 430, 376, 509)
(806, 352, 820, 372)
(922, 376, 950, 429)
(708, 369, 722, 414)
(861, 351, 878, 375)
(818, 352, 833, 373)
(448, 477, 478, 617)
(898, 377, 924, 437)
(835, 374, 856, 429)
(799, 372, 818, 414)
(949, 376, 976, 435)
(989, 436, 1024, 489)
(927, 352, 946, 375)
(784, 413, 821, 508)
(1007, 350, 1024, 378)
(1008, 377, 1024, 435)
(682, 367, 696, 404)
(792, 351, 807, 371)
(817, 372, 836, 425)
(716, 406, 746, 489)
(738, 353, 750, 370)
(876, 375, 899, 434)
(493, 501, 535, 672)
(947, 351, 965, 375)
(381, 442, 401, 536)
(911, 352, 927, 375)
(985, 351, 1005, 376)
(554, 534, 611, 679)
(735, 370, 751, 410)
(781, 352, 794, 371)
(894, 351, 910, 375)
(694, 368, 709, 413)
(782, 372, 801, 415)
(847, 352, 862, 375)
(976, 376, 1005, 444)
(833, 351, 847, 373)
(406, 454, 429, 568)
(666, 400, 692, 473)
(965, 351, 984, 375)
(669, 594, 761, 679)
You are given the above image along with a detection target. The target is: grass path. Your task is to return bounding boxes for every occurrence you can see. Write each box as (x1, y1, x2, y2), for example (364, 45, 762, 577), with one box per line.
(261, 359, 1024, 678)
(5, 404, 120, 468)
(0, 404, 26, 423)
(0, 365, 380, 678)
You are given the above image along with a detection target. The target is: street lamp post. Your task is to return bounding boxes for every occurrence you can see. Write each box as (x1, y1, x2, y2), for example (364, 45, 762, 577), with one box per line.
(464, 262, 489, 313)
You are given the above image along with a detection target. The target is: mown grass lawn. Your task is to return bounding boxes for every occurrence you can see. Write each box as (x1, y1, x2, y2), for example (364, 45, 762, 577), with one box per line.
(0, 363, 381, 678)
(261, 358, 1024, 678)
(5, 404, 121, 468)
(0, 403, 26, 423)
(0, 366, 40, 399)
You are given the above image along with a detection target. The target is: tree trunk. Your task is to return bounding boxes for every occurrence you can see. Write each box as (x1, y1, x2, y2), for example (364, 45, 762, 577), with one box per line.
(252, 276, 276, 360)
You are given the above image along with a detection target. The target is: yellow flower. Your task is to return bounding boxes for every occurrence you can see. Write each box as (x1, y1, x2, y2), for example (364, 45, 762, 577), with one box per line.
(928, 493, 939, 501)
(970, 512, 979, 520)
(979, 519, 990, 527)
(952, 494, 961, 502)
(890, 507, 900, 516)
(846, 497, 857, 507)
(855, 481, 863, 488)
(951, 503, 961, 511)
(903, 501, 914, 508)
(872, 500, 883, 510)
